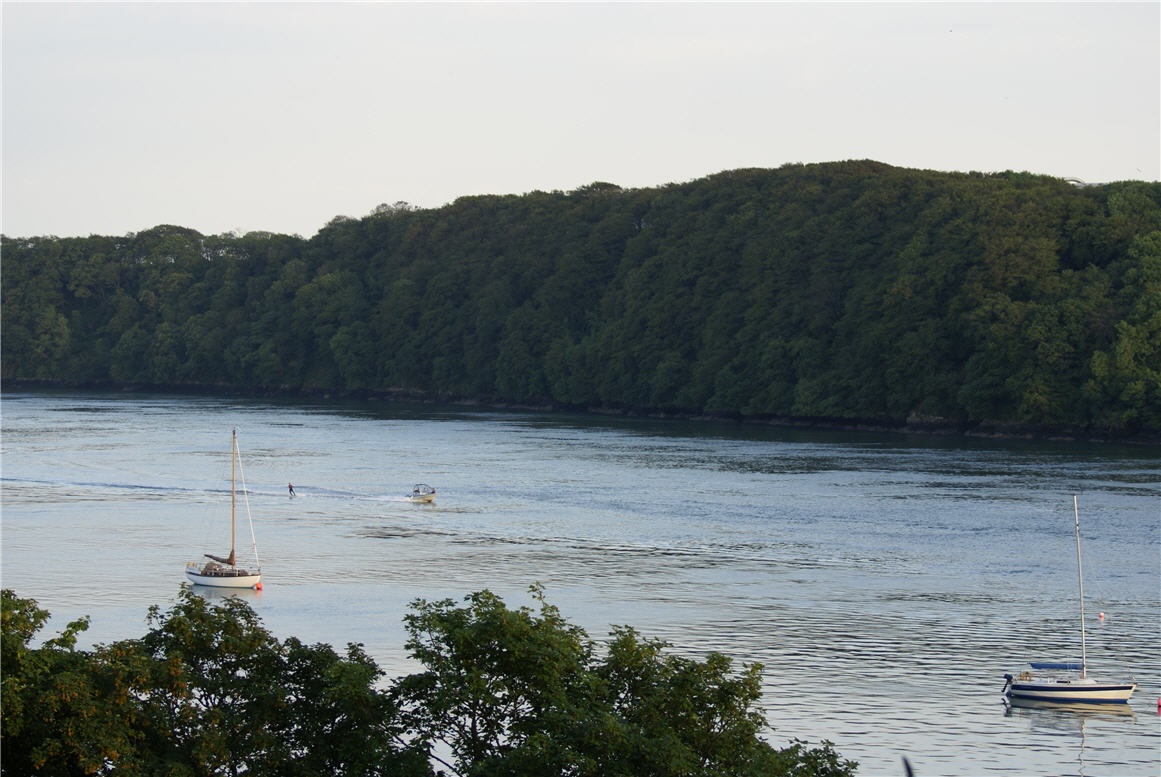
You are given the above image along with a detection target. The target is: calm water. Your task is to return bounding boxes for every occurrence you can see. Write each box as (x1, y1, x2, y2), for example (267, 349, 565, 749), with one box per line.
(2, 390, 1158, 776)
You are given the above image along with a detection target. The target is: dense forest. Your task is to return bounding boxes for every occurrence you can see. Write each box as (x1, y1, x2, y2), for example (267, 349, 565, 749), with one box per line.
(3, 161, 1159, 438)
(2, 587, 856, 776)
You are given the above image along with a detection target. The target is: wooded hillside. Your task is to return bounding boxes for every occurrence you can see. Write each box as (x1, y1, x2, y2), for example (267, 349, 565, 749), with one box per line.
(4, 161, 1159, 437)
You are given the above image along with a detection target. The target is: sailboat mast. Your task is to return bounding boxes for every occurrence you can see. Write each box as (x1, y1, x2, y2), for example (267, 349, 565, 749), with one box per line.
(1073, 495, 1087, 678)
(231, 429, 237, 570)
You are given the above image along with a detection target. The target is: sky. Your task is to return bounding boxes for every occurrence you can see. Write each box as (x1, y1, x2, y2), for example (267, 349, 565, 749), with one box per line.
(3, 1, 1158, 239)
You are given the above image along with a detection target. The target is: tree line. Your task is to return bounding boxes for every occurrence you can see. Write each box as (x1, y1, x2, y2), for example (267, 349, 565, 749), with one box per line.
(1, 587, 856, 776)
(3, 161, 1159, 437)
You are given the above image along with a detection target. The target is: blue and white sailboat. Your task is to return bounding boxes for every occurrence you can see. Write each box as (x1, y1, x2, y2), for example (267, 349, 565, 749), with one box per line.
(1003, 496, 1135, 704)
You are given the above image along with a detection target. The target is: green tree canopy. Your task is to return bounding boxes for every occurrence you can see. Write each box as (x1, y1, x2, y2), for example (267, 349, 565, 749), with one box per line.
(4, 162, 1159, 438)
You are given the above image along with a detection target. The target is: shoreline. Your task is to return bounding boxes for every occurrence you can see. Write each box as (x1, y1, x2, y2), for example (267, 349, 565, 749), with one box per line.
(3, 378, 1158, 446)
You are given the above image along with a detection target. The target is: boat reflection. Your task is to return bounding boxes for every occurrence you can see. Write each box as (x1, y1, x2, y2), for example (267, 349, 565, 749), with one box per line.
(1004, 696, 1136, 719)
(1003, 696, 1137, 777)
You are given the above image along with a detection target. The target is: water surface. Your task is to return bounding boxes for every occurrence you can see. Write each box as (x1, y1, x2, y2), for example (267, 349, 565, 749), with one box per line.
(2, 390, 1158, 775)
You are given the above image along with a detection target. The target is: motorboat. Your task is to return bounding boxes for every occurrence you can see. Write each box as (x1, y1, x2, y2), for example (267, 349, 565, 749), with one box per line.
(407, 483, 436, 503)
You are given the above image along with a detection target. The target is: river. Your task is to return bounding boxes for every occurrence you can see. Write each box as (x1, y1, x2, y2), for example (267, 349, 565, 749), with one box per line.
(2, 390, 1158, 775)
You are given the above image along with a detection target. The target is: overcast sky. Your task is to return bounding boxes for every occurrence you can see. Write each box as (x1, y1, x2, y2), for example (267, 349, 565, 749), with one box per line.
(3, 2, 1158, 239)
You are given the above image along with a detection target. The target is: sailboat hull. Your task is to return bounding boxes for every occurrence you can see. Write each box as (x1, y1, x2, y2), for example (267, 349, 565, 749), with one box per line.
(185, 564, 261, 589)
(1007, 680, 1136, 703)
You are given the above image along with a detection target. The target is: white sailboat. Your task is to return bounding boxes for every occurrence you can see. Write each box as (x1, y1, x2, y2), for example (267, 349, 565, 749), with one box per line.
(1003, 496, 1135, 704)
(185, 430, 263, 590)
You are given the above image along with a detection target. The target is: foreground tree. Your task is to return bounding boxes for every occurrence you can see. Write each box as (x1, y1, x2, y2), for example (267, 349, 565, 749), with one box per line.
(2, 588, 855, 776)
(393, 587, 600, 775)
(1, 590, 429, 777)
(1, 589, 135, 776)
(122, 591, 429, 776)
(596, 626, 774, 775)
(392, 585, 857, 777)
